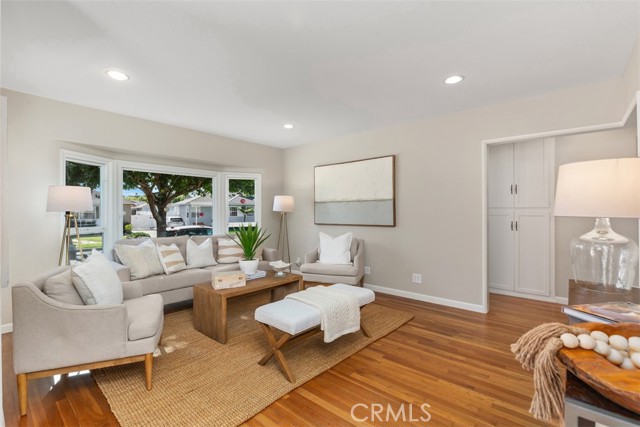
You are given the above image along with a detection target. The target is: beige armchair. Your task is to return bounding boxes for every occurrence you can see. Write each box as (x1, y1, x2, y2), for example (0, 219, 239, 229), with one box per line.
(299, 238, 365, 286)
(12, 266, 164, 416)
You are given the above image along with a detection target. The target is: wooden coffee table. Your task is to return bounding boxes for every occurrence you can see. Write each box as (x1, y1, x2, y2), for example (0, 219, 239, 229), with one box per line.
(193, 271, 303, 344)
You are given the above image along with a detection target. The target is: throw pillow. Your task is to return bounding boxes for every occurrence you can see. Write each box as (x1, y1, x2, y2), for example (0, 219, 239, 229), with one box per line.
(43, 269, 84, 305)
(217, 238, 244, 264)
(318, 232, 353, 265)
(186, 238, 217, 268)
(114, 239, 164, 280)
(156, 243, 187, 274)
(72, 251, 124, 305)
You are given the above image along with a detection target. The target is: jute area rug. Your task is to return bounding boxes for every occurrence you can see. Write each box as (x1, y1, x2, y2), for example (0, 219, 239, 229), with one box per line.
(93, 292, 413, 427)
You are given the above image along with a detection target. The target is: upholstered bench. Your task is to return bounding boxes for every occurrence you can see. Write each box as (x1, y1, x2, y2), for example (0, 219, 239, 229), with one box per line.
(254, 283, 375, 382)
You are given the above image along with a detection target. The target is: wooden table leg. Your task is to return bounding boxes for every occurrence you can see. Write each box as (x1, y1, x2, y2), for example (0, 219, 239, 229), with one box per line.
(211, 293, 227, 344)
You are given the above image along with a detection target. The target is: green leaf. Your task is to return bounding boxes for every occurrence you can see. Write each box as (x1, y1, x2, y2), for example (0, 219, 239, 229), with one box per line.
(226, 224, 271, 260)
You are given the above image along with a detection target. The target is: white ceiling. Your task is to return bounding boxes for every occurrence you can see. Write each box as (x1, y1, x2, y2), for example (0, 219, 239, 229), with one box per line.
(2, 1, 639, 148)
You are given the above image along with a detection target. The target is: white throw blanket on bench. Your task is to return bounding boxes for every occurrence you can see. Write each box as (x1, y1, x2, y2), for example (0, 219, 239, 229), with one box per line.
(285, 286, 360, 343)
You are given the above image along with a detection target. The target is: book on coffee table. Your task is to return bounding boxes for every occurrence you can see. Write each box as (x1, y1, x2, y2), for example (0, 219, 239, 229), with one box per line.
(246, 270, 267, 280)
(562, 301, 640, 324)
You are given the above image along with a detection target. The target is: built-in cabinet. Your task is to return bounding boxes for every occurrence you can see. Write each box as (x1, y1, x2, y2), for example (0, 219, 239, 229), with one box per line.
(488, 138, 554, 298)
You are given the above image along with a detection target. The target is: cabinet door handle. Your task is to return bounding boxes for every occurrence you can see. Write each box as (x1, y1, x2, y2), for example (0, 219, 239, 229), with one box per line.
(515, 221, 518, 231)
(511, 221, 513, 231)
(510, 184, 513, 194)
(514, 184, 518, 194)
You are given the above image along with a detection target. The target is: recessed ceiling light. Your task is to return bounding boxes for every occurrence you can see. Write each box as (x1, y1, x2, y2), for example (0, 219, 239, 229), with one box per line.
(105, 70, 129, 81)
(444, 75, 464, 85)
(283, 123, 294, 129)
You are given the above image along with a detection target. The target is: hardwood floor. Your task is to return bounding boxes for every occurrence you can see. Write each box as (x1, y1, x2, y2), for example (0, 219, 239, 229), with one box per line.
(3, 293, 565, 426)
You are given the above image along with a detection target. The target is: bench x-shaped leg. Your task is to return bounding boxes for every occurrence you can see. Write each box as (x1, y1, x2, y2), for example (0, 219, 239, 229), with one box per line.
(258, 323, 295, 383)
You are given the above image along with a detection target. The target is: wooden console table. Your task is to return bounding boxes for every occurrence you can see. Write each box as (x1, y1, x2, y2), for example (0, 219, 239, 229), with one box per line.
(193, 271, 303, 344)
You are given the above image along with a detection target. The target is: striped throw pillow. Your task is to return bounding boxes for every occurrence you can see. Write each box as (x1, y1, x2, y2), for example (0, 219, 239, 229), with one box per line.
(217, 238, 243, 264)
(156, 243, 187, 275)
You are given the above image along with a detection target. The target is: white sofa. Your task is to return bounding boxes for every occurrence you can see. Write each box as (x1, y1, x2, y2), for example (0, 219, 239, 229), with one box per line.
(113, 235, 278, 305)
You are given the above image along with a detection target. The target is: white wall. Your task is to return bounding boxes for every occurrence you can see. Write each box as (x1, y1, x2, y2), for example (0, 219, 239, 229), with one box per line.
(554, 127, 639, 297)
(0, 89, 284, 326)
(283, 75, 635, 309)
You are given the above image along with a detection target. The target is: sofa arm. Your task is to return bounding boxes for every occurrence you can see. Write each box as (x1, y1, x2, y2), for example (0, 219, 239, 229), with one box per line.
(304, 247, 319, 264)
(112, 261, 131, 282)
(353, 240, 365, 277)
(262, 247, 279, 262)
(12, 283, 128, 374)
(122, 281, 144, 300)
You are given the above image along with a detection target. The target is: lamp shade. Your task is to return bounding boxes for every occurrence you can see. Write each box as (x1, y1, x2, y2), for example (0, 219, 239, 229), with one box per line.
(47, 185, 94, 212)
(273, 195, 294, 212)
(554, 158, 640, 218)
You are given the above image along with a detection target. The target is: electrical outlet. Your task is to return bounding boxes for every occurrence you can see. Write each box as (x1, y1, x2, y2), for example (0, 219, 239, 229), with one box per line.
(364, 266, 371, 275)
(412, 273, 422, 284)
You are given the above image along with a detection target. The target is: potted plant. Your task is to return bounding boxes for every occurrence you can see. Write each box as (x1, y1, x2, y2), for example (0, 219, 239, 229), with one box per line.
(227, 224, 271, 275)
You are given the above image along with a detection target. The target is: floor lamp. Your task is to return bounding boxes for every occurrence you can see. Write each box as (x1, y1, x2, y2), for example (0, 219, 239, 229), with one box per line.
(47, 185, 94, 266)
(554, 158, 640, 293)
(273, 195, 294, 272)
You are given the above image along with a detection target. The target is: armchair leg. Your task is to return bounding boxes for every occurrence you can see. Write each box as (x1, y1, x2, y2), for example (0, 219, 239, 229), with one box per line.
(145, 353, 153, 390)
(17, 373, 27, 416)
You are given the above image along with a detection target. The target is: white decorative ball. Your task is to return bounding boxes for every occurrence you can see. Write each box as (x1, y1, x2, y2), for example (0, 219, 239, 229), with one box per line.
(593, 340, 611, 357)
(621, 357, 636, 370)
(631, 352, 640, 369)
(609, 335, 629, 351)
(560, 333, 579, 349)
(628, 336, 640, 352)
(577, 334, 596, 350)
(590, 330, 609, 343)
(607, 349, 624, 365)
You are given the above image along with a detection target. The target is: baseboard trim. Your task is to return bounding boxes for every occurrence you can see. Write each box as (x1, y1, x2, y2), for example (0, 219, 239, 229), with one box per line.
(365, 283, 487, 313)
(489, 288, 566, 305)
(2, 322, 12, 334)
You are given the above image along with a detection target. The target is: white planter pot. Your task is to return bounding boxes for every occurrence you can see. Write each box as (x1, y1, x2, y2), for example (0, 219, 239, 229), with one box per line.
(239, 259, 259, 275)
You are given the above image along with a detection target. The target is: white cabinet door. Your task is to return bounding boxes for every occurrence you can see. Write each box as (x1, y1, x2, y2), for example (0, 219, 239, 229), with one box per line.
(515, 139, 551, 208)
(488, 143, 514, 208)
(488, 211, 515, 290)
(515, 211, 550, 296)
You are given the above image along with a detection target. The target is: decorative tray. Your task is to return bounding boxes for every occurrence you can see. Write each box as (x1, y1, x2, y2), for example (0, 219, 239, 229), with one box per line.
(558, 322, 640, 415)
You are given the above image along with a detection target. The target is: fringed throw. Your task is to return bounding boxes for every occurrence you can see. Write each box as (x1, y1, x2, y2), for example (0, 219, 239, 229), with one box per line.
(511, 322, 589, 425)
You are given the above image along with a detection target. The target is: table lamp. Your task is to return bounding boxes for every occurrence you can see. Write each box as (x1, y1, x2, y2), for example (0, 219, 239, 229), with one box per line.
(554, 158, 640, 293)
(47, 185, 94, 265)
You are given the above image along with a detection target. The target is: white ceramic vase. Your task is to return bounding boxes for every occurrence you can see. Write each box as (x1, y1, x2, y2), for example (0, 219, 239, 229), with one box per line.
(238, 259, 259, 275)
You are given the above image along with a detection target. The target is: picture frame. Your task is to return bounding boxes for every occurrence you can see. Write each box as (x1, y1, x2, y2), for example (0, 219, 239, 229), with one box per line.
(314, 155, 396, 226)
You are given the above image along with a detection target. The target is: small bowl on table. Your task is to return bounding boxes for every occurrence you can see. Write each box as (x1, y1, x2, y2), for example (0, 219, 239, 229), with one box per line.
(269, 260, 291, 277)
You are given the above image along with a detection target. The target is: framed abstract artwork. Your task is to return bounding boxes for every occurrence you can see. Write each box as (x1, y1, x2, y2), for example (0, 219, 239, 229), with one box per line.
(314, 155, 396, 226)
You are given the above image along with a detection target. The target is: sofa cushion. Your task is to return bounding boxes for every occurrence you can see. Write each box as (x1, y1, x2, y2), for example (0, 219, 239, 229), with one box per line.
(72, 252, 124, 305)
(153, 235, 189, 260)
(156, 243, 187, 275)
(123, 294, 163, 341)
(114, 239, 164, 280)
(318, 232, 353, 265)
(186, 238, 217, 268)
(300, 262, 357, 277)
(43, 269, 84, 305)
(136, 268, 212, 295)
(217, 238, 243, 264)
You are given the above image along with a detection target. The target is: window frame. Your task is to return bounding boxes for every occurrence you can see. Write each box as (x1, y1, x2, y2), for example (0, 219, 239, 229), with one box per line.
(116, 160, 221, 238)
(61, 150, 114, 257)
(224, 173, 262, 232)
